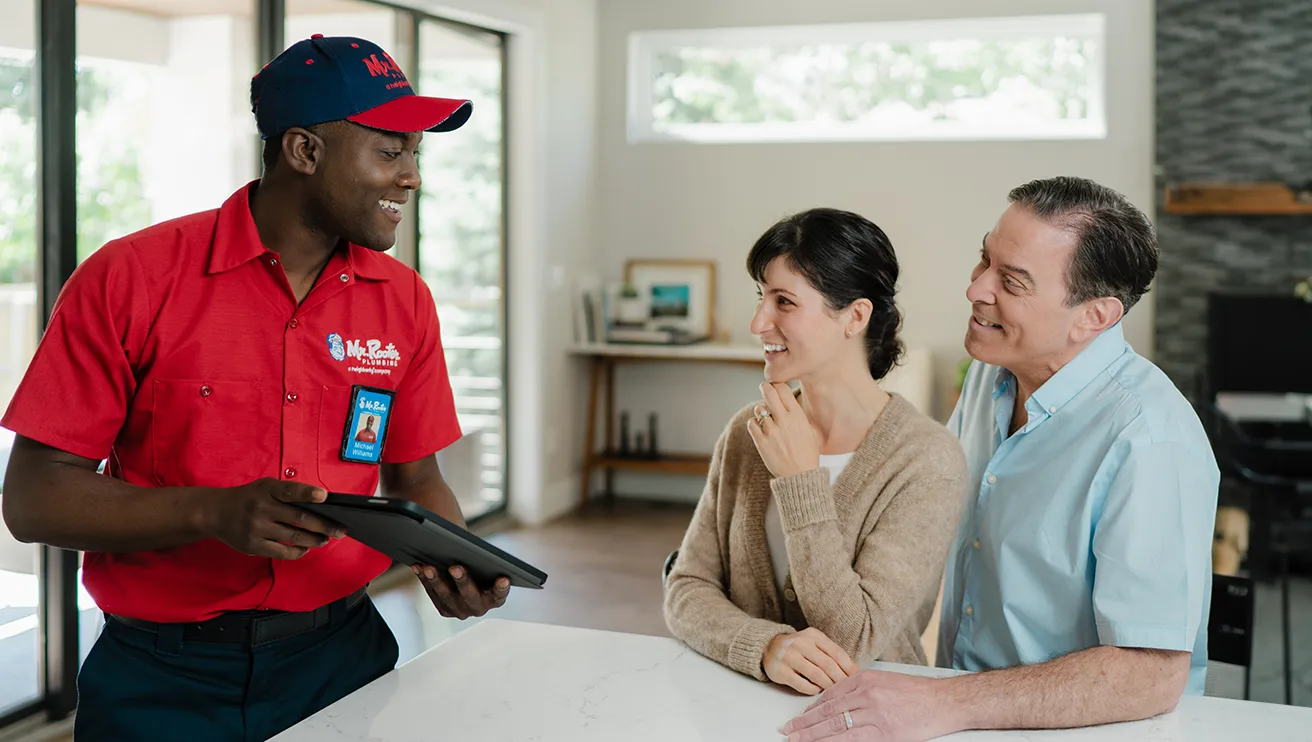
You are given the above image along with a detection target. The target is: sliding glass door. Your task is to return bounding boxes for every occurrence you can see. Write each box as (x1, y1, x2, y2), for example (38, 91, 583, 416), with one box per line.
(0, 0, 509, 732)
(0, 0, 41, 721)
(416, 19, 507, 521)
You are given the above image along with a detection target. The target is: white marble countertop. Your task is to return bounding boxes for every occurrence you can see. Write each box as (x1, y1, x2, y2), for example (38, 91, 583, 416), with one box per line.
(273, 619, 1312, 742)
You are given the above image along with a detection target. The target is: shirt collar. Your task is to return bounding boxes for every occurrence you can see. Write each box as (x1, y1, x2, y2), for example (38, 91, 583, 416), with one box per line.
(208, 180, 393, 282)
(992, 367, 1015, 400)
(1029, 322, 1128, 416)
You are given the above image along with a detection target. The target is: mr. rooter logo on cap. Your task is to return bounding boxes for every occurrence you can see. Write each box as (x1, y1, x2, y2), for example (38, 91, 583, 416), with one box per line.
(362, 51, 410, 92)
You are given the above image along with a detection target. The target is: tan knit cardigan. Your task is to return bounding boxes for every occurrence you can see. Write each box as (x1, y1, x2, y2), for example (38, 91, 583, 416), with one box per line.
(663, 393, 967, 680)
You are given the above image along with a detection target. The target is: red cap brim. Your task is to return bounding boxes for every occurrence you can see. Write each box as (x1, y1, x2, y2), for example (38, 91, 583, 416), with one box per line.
(348, 96, 472, 133)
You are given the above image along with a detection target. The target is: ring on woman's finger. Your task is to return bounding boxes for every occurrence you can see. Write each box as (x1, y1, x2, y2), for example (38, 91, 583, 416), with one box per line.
(753, 405, 773, 425)
(843, 711, 854, 730)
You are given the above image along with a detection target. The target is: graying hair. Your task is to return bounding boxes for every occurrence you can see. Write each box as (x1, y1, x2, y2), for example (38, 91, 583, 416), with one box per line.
(1007, 176, 1158, 313)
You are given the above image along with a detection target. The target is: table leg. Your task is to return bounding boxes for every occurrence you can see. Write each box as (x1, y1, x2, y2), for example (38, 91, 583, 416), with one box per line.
(1281, 549, 1292, 706)
(604, 360, 616, 500)
(1250, 488, 1272, 582)
(579, 357, 603, 507)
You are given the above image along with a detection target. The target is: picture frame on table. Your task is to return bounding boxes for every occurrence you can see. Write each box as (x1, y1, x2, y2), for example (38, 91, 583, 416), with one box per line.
(623, 259, 717, 341)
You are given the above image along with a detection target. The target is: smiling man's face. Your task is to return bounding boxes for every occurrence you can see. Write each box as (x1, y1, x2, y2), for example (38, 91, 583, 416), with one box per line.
(306, 122, 423, 252)
(964, 203, 1086, 377)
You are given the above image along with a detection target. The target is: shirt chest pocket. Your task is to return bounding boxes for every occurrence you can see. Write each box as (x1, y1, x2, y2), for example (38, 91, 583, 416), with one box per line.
(150, 380, 279, 488)
(317, 385, 382, 496)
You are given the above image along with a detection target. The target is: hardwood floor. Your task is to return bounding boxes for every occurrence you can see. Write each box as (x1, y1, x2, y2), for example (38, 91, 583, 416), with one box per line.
(370, 499, 695, 662)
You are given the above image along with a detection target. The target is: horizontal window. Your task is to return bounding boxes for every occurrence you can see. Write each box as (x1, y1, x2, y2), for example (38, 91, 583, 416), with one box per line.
(627, 14, 1105, 143)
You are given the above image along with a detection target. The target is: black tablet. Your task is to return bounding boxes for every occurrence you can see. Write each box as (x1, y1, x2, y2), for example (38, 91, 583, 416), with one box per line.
(299, 494, 547, 590)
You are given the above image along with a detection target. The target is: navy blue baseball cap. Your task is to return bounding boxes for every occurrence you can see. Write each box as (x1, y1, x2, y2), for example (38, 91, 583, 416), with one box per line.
(251, 34, 472, 139)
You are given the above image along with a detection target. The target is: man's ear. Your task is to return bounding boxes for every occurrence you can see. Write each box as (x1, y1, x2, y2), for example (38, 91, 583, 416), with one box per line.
(281, 127, 325, 176)
(1072, 296, 1124, 343)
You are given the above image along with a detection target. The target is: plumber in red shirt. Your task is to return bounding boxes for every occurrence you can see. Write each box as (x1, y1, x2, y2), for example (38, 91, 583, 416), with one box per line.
(0, 34, 506, 742)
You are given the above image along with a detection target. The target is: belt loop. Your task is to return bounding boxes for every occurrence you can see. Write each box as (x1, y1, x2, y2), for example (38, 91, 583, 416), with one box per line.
(155, 623, 184, 656)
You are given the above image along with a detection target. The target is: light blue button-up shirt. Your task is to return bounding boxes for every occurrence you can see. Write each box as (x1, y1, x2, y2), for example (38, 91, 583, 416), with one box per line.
(937, 323, 1219, 695)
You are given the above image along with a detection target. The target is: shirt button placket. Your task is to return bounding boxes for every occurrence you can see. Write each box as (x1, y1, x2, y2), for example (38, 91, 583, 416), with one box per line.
(282, 309, 306, 490)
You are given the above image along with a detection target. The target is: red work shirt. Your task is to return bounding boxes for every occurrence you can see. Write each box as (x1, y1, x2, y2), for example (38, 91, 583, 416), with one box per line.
(2, 182, 462, 622)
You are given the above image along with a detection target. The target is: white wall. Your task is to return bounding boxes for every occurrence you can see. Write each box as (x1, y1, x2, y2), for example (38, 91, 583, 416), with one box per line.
(594, 0, 1154, 501)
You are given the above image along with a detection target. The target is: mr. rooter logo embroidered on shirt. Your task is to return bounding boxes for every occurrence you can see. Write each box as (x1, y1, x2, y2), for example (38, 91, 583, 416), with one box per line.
(327, 332, 402, 377)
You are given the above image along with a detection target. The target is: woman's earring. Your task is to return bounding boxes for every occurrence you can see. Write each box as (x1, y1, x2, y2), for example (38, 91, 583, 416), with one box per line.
(845, 328, 852, 337)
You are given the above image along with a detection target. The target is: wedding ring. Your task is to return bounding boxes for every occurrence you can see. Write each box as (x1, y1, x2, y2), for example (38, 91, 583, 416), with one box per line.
(753, 405, 773, 424)
(843, 711, 853, 730)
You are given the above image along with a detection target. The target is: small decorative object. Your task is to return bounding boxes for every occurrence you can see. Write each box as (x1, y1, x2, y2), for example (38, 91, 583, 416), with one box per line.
(619, 411, 631, 457)
(1296, 276, 1312, 303)
(573, 279, 606, 343)
(624, 259, 717, 340)
(648, 413, 659, 459)
(614, 283, 648, 325)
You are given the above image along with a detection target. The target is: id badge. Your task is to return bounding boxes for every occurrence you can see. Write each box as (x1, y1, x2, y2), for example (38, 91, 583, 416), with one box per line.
(340, 385, 396, 464)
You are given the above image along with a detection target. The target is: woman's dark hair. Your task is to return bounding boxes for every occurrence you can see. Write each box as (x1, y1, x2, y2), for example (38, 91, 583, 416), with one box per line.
(747, 208, 904, 380)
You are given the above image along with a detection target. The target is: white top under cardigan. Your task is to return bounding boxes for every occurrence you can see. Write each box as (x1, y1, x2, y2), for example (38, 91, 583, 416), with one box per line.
(764, 453, 855, 593)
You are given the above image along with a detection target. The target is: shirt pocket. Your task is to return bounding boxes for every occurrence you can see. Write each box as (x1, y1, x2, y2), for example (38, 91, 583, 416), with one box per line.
(150, 379, 278, 488)
(317, 385, 381, 496)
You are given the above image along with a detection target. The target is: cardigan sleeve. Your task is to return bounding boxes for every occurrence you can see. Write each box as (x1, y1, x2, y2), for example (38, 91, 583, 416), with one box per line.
(772, 439, 967, 666)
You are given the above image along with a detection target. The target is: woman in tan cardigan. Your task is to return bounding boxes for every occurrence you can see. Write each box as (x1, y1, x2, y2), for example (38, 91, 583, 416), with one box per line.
(663, 208, 967, 696)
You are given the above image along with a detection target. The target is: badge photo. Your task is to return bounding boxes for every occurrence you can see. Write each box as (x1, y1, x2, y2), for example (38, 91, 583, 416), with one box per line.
(340, 385, 396, 464)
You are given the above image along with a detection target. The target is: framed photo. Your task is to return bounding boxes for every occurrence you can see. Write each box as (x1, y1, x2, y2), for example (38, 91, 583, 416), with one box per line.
(624, 259, 717, 339)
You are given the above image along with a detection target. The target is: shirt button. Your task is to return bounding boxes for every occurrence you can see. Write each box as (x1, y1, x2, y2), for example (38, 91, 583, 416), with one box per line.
(286, 392, 298, 403)
(965, 605, 974, 616)
(1048, 405, 1057, 414)
(986, 474, 997, 484)
(783, 588, 797, 602)
(284, 467, 296, 479)
(339, 273, 349, 282)
(288, 319, 298, 329)
(268, 256, 278, 266)
(972, 539, 981, 550)
(199, 385, 212, 397)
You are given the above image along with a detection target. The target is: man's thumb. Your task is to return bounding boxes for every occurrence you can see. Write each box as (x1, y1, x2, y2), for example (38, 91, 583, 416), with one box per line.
(279, 483, 328, 503)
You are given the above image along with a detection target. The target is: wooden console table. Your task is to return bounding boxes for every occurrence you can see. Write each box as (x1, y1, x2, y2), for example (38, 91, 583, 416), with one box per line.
(568, 342, 763, 507)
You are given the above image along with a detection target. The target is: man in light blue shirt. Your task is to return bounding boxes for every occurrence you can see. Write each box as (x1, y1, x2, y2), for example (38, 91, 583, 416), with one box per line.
(939, 319, 1217, 695)
(781, 176, 1219, 742)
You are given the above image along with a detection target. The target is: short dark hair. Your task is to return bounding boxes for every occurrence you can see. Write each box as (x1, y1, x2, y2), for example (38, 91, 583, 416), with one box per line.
(747, 208, 904, 380)
(261, 120, 348, 173)
(1007, 176, 1158, 313)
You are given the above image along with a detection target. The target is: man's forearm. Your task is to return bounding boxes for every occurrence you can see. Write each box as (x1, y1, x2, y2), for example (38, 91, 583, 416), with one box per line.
(405, 487, 465, 527)
(942, 646, 1190, 733)
(385, 469, 465, 528)
(4, 461, 208, 553)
